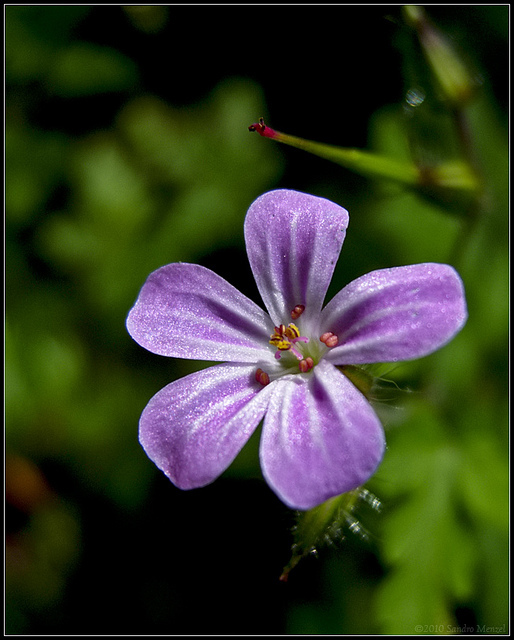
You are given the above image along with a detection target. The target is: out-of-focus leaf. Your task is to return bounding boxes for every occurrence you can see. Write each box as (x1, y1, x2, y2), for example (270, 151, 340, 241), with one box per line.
(374, 405, 473, 632)
(373, 392, 508, 633)
(7, 77, 282, 514)
(5, 6, 91, 83)
(6, 499, 81, 633)
(5, 127, 67, 226)
(48, 43, 138, 97)
(37, 79, 283, 331)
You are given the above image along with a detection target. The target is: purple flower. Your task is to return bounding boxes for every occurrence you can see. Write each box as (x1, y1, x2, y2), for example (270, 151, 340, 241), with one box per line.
(127, 190, 467, 510)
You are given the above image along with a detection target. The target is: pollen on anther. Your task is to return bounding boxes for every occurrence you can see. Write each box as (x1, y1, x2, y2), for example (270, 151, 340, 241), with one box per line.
(255, 368, 270, 386)
(291, 304, 305, 320)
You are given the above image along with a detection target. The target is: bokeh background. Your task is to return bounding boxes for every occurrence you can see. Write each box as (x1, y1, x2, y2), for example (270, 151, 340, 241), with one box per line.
(5, 5, 508, 635)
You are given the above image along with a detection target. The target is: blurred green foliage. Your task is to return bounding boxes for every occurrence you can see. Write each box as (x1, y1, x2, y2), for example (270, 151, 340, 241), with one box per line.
(5, 5, 508, 635)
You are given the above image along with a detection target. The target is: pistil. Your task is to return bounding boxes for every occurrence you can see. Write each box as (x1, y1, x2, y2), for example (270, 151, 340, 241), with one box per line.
(266, 307, 333, 376)
(269, 323, 309, 361)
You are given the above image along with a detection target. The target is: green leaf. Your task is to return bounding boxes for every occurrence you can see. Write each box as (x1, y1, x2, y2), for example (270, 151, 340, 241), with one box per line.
(48, 43, 138, 96)
(374, 399, 507, 633)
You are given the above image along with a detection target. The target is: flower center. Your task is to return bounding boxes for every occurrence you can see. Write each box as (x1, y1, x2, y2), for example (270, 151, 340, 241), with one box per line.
(254, 305, 341, 386)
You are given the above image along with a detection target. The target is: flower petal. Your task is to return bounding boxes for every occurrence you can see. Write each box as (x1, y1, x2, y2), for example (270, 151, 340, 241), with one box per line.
(139, 363, 275, 489)
(321, 263, 467, 364)
(127, 263, 273, 362)
(244, 190, 349, 330)
(260, 360, 385, 510)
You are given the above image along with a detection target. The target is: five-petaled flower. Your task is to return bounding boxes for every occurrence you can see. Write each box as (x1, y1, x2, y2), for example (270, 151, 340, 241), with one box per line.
(127, 190, 467, 510)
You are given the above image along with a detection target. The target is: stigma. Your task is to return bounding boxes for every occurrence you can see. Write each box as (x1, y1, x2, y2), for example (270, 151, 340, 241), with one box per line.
(265, 306, 339, 377)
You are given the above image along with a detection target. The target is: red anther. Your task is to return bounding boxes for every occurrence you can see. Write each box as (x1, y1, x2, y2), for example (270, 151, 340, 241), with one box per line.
(299, 357, 314, 373)
(255, 368, 270, 386)
(325, 334, 339, 348)
(320, 331, 339, 348)
(291, 304, 305, 320)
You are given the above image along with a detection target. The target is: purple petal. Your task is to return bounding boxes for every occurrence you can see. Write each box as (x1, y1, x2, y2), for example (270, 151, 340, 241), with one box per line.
(127, 263, 274, 362)
(139, 363, 275, 489)
(244, 190, 349, 331)
(321, 263, 468, 365)
(260, 360, 385, 510)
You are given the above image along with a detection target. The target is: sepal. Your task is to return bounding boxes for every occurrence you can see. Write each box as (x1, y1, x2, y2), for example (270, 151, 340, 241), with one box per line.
(279, 487, 381, 581)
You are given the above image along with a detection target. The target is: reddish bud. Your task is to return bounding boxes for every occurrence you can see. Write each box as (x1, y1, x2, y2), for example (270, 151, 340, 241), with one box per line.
(248, 117, 278, 139)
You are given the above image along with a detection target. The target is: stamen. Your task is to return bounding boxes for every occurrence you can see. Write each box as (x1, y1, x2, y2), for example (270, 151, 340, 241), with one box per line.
(289, 344, 304, 361)
(299, 357, 314, 373)
(270, 324, 296, 351)
(289, 335, 309, 360)
(291, 304, 305, 320)
(270, 337, 291, 351)
(325, 334, 339, 348)
(270, 323, 300, 348)
(284, 323, 301, 339)
(320, 331, 339, 348)
(255, 368, 270, 386)
(269, 322, 309, 361)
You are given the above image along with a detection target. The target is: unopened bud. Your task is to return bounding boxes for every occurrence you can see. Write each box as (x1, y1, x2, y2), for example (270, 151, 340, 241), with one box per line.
(248, 117, 279, 139)
(403, 5, 476, 107)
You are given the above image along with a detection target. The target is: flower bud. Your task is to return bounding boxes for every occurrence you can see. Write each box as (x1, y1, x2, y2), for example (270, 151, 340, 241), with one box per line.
(403, 5, 476, 108)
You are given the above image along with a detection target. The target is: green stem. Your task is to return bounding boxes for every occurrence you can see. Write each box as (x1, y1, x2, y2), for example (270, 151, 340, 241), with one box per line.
(249, 118, 481, 205)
